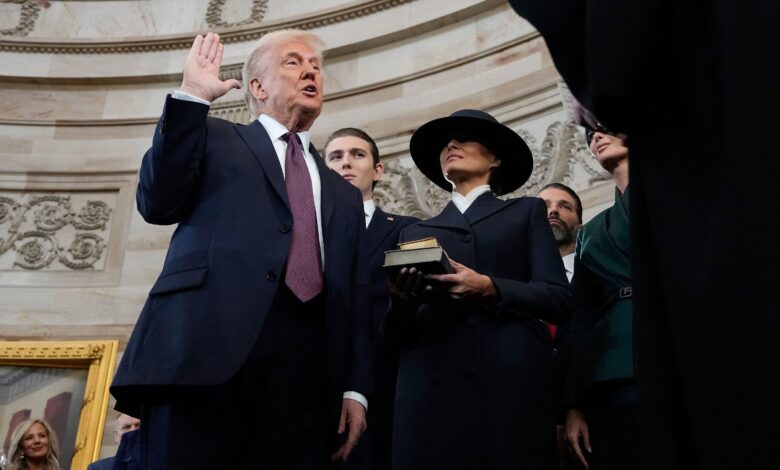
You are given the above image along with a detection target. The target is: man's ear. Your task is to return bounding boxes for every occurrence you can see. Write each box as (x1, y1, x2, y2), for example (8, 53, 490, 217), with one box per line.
(489, 158, 502, 169)
(249, 77, 266, 101)
(373, 162, 384, 182)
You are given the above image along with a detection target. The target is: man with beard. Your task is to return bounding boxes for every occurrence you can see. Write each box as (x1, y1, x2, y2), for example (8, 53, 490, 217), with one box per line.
(539, 182, 582, 469)
(538, 183, 582, 282)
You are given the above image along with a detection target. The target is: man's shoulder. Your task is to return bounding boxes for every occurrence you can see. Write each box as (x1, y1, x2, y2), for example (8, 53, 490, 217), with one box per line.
(378, 209, 419, 227)
(87, 456, 115, 470)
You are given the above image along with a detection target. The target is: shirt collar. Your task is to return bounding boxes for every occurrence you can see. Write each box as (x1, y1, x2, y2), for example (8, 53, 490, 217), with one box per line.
(561, 252, 575, 282)
(451, 185, 492, 214)
(258, 114, 312, 151)
(363, 199, 376, 227)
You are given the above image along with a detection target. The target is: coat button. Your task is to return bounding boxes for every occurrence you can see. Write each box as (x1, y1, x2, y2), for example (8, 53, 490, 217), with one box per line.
(467, 367, 477, 378)
(266, 271, 277, 281)
(466, 317, 475, 327)
(463, 234, 472, 242)
(280, 223, 291, 233)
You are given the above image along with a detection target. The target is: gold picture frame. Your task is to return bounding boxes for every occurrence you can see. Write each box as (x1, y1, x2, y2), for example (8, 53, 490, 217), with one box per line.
(0, 340, 118, 470)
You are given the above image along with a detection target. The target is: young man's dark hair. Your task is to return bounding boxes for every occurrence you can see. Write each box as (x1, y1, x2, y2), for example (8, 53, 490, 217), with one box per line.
(539, 182, 583, 223)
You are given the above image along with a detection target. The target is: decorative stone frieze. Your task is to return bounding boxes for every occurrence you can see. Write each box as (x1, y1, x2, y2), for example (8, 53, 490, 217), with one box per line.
(0, 0, 41, 38)
(0, 171, 136, 286)
(206, 0, 268, 28)
(0, 0, 418, 54)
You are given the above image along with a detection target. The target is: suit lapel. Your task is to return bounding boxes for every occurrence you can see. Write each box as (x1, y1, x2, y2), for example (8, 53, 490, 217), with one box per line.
(463, 192, 511, 225)
(234, 121, 289, 209)
(417, 201, 471, 232)
(366, 207, 397, 256)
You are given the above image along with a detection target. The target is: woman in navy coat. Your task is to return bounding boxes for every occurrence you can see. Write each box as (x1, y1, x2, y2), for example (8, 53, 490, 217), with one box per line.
(386, 109, 573, 470)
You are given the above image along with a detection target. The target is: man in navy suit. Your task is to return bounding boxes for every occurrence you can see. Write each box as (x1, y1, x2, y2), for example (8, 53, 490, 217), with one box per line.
(111, 30, 370, 469)
(86, 414, 140, 470)
(324, 128, 418, 470)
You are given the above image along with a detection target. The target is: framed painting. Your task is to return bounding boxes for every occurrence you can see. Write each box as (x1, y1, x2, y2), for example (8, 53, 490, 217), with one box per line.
(0, 340, 118, 470)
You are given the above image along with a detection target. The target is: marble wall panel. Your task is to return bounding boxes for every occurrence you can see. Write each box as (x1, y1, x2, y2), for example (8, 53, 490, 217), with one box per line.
(27, 0, 210, 39)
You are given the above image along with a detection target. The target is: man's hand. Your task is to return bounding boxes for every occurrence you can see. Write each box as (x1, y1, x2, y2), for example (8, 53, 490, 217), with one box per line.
(565, 408, 591, 468)
(331, 398, 367, 462)
(180, 32, 241, 102)
(427, 259, 496, 300)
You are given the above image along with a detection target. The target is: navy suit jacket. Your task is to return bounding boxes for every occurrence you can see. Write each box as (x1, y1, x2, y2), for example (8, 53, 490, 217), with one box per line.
(87, 457, 113, 470)
(365, 207, 419, 340)
(111, 97, 371, 421)
(386, 193, 572, 469)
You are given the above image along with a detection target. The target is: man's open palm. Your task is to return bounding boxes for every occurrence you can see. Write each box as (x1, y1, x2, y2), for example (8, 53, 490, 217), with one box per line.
(180, 32, 241, 102)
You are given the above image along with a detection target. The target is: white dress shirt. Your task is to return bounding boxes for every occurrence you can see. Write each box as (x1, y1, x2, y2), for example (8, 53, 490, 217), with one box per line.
(171, 91, 366, 411)
(561, 252, 575, 283)
(364, 199, 376, 228)
(452, 185, 493, 213)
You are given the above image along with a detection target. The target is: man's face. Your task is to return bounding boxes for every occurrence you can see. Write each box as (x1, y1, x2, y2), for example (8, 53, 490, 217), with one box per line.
(325, 136, 382, 200)
(538, 187, 581, 246)
(114, 414, 141, 444)
(252, 40, 323, 126)
(439, 139, 500, 184)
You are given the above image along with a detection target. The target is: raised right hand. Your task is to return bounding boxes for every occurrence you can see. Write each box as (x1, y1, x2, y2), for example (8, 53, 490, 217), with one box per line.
(180, 32, 241, 102)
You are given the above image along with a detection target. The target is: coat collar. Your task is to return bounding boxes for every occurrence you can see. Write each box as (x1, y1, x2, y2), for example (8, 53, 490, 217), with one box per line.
(417, 192, 512, 231)
(462, 191, 512, 225)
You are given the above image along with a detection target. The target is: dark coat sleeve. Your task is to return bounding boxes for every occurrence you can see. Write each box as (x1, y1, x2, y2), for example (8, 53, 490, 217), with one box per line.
(348, 190, 374, 398)
(559, 256, 600, 409)
(136, 95, 211, 225)
(490, 198, 573, 325)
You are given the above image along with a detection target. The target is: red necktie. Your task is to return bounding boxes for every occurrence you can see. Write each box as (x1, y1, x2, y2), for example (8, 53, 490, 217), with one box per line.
(281, 132, 323, 302)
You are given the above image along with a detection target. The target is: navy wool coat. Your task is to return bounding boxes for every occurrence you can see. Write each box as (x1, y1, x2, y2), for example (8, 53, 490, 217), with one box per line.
(386, 193, 572, 470)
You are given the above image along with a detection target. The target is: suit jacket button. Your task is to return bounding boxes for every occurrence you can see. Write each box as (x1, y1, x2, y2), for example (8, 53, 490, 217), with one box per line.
(466, 317, 475, 327)
(266, 271, 277, 281)
(463, 234, 472, 242)
(280, 223, 291, 233)
(467, 367, 477, 378)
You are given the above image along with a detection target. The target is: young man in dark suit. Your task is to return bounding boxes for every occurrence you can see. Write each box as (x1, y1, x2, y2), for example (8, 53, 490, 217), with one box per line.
(111, 30, 370, 469)
(325, 128, 418, 470)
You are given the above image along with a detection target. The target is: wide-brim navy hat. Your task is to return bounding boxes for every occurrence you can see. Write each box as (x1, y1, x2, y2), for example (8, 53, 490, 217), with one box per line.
(409, 109, 533, 196)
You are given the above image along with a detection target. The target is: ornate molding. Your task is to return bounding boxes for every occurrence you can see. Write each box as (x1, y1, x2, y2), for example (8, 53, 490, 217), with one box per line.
(0, 0, 416, 54)
(0, 0, 41, 38)
(206, 0, 268, 28)
(0, 194, 111, 270)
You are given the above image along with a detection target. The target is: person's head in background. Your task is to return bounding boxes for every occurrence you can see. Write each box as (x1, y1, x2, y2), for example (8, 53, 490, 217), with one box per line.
(538, 183, 582, 257)
(7, 419, 60, 470)
(324, 128, 383, 201)
(114, 413, 141, 444)
(586, 128, 629, 192)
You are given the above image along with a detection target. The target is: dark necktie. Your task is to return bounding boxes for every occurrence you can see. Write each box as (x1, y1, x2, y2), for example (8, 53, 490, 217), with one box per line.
(281, 132, 323, 302)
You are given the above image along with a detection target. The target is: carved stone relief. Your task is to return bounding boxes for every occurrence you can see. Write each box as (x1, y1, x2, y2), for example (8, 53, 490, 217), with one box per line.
(206, 0, 268, 29)
(0, 192, 113, 271)
(0, 0, 41, 37)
